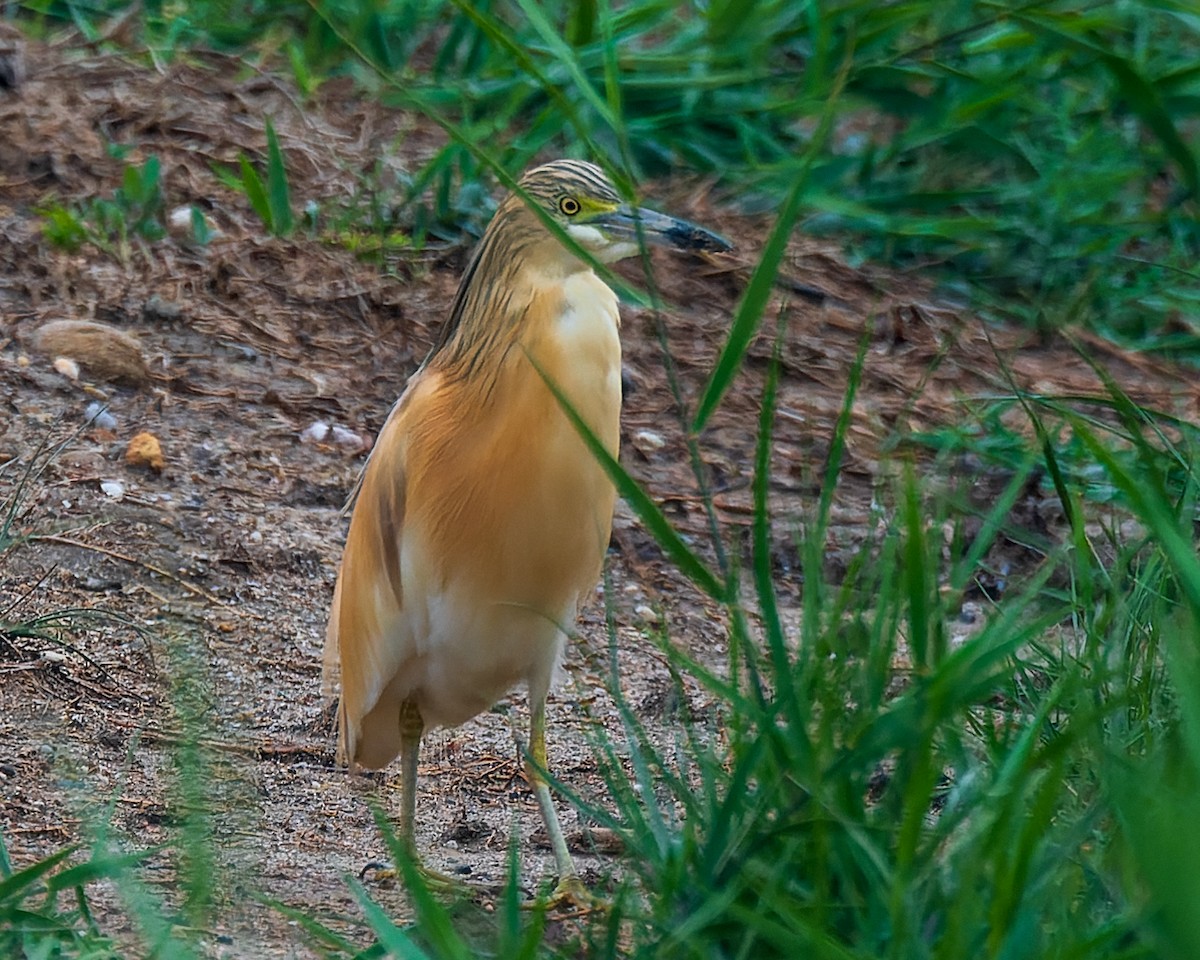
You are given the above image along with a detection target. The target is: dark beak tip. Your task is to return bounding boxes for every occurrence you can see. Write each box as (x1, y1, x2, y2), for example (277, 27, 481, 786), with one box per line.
(668, 223, 734, 254)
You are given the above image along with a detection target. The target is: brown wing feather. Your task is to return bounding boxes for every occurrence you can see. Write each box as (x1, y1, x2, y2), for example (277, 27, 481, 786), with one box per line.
(323, 375, 430, 767)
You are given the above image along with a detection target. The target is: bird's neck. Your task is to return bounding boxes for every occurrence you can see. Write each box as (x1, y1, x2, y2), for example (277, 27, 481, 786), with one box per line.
(427, 227, 590, 388)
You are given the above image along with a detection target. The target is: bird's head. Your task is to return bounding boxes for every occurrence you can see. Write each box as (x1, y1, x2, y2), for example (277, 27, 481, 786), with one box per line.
(510, 159, 732, 267)
(428, 159, 732, 372)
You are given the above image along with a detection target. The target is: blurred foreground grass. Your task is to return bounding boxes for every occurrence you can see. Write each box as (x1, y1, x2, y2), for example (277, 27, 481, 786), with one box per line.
(17, 0, 1200, 347)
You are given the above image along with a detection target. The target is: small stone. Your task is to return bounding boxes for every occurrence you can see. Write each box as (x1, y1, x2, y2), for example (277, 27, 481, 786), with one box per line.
(100, 479, 125, 500)
(167, 205, 194, 235)
(125, 431, 165, 472)
(331, 424, 364, 452)
(53, 356, 80, 380)
(299, 421, 330, 444)
(167, 206, 220, 245)
(84, 401, 117, 431)
(169, 204, 199, 236)
(144, 294, 184, 324)
(633, 429, 666, 452)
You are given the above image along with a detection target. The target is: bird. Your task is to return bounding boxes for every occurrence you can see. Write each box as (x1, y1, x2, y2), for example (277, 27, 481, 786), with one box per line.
(324, 158, 730, 904)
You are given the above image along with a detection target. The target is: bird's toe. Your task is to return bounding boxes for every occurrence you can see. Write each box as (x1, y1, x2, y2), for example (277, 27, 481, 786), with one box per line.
(533, 874, 604, 913)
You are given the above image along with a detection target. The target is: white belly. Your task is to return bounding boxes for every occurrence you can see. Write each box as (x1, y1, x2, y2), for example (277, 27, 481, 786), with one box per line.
(400, 585, 574, 728)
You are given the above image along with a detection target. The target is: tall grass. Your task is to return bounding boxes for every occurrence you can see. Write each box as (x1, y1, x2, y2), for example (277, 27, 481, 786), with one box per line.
(9, 382, 1197, 957)
(282, 352, 1200, 960)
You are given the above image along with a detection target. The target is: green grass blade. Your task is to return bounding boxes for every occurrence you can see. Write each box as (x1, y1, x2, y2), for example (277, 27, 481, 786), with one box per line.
(751, 320, 805, 735)
(1100, 54, 1199, 199)
(800, 330, 869, 660)
(948, 452, 1038, 594)
(900, 461, 933, 670)
(691, 170, 806, 433)
(263, 896, 363, 954)
(525, 349, 726, 601)
(692, 52, 849, 431)
(367, 803, 473, 960)
(513, 0, 614, 128)
(264, 118, 295, 236)
(443, 0, 606, 164)
(43, 850, 154, 896)
(238, 155, 272, 231)
(0, 847, 76, 903)
(0, 830, 11, 879)
(347, 877, 432, 960)
(1071, 419, 1200, 620)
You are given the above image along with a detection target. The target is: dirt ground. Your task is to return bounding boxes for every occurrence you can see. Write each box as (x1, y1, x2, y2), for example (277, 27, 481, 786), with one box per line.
(2, 39, 1197, 959)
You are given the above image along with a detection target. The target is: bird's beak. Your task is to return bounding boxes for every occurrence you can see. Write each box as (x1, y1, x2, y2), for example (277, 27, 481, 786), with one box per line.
(595, 203, 732, 253)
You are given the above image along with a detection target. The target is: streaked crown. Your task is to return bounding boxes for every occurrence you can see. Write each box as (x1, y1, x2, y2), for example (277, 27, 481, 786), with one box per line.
(515, 159, 622, 224)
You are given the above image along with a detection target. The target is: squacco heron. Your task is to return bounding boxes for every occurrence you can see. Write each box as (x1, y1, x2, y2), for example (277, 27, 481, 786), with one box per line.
(324, 159, 730, 903)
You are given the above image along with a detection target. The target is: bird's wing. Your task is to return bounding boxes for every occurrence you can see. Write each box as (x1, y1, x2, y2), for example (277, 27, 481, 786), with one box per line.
(338, 381, 417, 516)
(323, 379, 419, 768)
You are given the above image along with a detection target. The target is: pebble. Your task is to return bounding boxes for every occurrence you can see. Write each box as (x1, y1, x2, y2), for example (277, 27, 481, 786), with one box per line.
(144, 294, 184, 323)
(299, 421, 330, 444)
(167, 205, 195, 234)
(84, 400, 117, 430)
(100, 479, 125, 500)
(53, 356, 80, 380)
(331, 424, 364, 451)
(633, 429, 666, 451)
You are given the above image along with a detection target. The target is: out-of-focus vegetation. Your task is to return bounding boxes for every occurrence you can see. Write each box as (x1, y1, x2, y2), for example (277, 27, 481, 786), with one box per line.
(20, 0, 1200, 348)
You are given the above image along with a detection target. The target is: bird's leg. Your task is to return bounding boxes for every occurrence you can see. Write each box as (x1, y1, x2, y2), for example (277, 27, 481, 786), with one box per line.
(526, 696, 596, 910)
(366, 700, 468, 893)
(397, 698, 423, 850)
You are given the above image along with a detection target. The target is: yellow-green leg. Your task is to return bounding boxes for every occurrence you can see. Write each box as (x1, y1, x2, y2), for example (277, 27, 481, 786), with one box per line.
(527, 696, 596, 910)
(398, 699, 423, 847)
(369, 700, 465, 893)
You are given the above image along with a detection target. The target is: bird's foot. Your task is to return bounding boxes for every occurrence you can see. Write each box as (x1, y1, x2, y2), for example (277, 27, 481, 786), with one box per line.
(360, 859, 483, 896)
(526, 873, 604, 913)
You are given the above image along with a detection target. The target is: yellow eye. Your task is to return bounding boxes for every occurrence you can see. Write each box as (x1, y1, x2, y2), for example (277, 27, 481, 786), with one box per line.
(559, 196, 581, 216)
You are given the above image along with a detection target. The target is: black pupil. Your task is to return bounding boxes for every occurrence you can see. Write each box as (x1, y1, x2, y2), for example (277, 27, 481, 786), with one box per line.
(563, 199, 577, 213)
